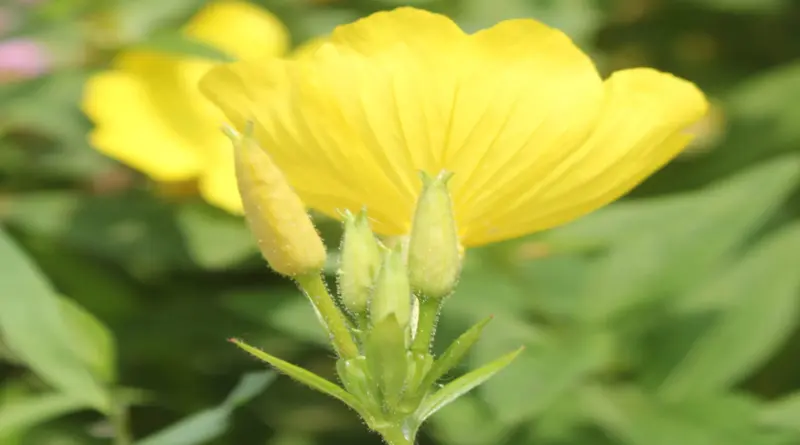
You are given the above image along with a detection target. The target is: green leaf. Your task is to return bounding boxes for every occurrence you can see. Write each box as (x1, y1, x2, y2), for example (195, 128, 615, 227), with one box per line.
(429, 395, 507, 445)
(423, 316, 493, 388)
(761, 392, 800, 432)
(136, 371, 273, 445)
(230, 339, 366, 416)
(581, 155, 800, 322)
(0, 229, 110, 411)
(476, 330, 610, 424)
(584, 386, 774, 445)
(59, 297, 117, 384)
(222, 372, 276, 408)
(656, 223, 800, 399)
(0, 392, 89, 439)
(221, 288, 328, 346)
(416, 347, 523, 423)
(176, 204, 256, 269)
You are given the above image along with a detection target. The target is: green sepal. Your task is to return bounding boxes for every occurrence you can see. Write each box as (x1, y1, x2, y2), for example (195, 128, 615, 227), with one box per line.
(398, 352, 434, 414)
(365, 316, 408, 410)
(230, 339, 368, 418)
(336, 357, 382, 415)
(422, 316, 493, 390)
(415, 347, 524, 423)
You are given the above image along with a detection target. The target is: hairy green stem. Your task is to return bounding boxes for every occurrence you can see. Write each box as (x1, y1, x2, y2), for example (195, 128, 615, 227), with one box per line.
(378, 425, 415, 445)
(296, 273, 360, 359)
(411, 297, 442, 354)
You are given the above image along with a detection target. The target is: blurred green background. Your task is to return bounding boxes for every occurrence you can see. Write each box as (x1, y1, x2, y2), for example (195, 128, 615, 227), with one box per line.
(2, 0, 800, 444)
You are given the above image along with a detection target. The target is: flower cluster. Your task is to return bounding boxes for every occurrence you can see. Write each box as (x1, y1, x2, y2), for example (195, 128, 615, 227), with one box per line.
(84, 4, 708, 444)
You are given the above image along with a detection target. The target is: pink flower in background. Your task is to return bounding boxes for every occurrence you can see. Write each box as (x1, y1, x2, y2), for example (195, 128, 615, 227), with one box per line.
(0, 39, 50, 80)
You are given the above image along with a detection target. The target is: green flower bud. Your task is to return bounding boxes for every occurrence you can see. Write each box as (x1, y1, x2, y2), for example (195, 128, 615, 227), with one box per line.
(369, 246, 411, 330)
(408, 171, 461, 299)
(338, 209, 382, 316)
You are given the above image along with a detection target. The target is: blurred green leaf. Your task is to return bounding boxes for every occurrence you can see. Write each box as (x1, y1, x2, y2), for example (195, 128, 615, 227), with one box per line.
(684, 0, 786, 13)
(581, 155, 800, 322)
(0, 391, 89, 439)
(585, 386, 774, 445)
(761, 392, 800, 432)
(59, 296, 117, 384)
(221, 288, 328, 346)
(418, 347, 523, 423)
(430, 395, 507, 445)
(176, 204, 256, 269)
(139, 32, 234, 61)
(476, 329, 610, 424)
(655, 222, 800, 400)
(136, 371, 273, 445)
(3, 191, 193, 276)
(0, 228, 110, 412)
(111, 0, 207, 43)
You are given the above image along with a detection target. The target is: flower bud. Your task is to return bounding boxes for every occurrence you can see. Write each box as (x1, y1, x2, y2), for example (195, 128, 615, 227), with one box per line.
(227, 124, 326, 277)
(369, 246, 411, 330)
(408, 171, 461, 299)
(338, 209, 382, 316)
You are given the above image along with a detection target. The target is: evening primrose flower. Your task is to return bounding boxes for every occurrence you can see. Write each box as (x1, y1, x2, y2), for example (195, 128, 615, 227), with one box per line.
(201, 7, 709, 247)
(82, 0, 288, 213)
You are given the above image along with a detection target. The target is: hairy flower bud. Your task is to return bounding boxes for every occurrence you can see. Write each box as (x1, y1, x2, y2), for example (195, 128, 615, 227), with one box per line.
(228, 124, 326, 276)
(369, 246, 411, 330)
(338, 209, 382, 316)
(408, 171, 461, 299)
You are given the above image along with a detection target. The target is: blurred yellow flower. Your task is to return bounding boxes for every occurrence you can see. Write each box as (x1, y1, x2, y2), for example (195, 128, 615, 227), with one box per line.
(82, 0, 288, 213)
(202, 7, 709, 247)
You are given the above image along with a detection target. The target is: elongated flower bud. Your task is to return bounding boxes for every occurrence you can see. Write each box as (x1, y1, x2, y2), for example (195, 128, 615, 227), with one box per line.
(338, 209, 382, 316)
(408, 171, 461, 299)
(227, 125, 326, 276)
(369, 246, 411, 330)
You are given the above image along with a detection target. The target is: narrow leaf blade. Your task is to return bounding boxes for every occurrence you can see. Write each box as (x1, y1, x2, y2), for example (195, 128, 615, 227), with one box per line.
(136, 371, 273, 445)
(231, 339, 365, 414)
(423, 316, 493, 388)
(416, 347, 523, 423)
(0, 392, 89, 438)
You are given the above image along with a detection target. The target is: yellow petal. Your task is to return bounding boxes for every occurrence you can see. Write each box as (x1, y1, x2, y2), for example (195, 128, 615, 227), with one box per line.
(84, 70, 201, 181)
(202, 8, 604, 239)
(464, 68, 708, 245)
(199, 142, 244, 214)
(184, 0, 289, 60)
(83, 51, 225, 181)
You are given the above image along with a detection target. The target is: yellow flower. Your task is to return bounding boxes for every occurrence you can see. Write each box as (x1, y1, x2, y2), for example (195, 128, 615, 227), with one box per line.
(82, 0, 288, 213)
(201, 7, 709, 247)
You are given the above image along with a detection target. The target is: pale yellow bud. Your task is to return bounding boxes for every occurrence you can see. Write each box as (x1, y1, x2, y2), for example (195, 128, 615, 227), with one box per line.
(408, 171, 462, 299)
(228, 125, 326, 276)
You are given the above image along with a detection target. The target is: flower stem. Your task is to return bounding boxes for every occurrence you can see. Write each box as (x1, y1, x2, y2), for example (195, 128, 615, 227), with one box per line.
(411, 297, 442, 354)
(111, 402, 132, 445)
(378, 425, 416, 445)
(296, 273, 360, 359)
